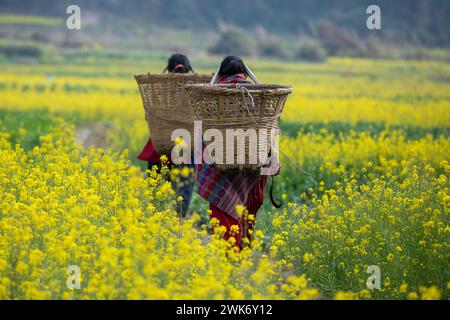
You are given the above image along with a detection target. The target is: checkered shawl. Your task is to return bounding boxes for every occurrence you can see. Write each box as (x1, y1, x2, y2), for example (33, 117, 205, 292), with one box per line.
(196, 74, 280, 219)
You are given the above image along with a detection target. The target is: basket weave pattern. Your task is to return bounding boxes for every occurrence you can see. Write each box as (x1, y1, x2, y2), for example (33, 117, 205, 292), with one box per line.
(135, 73, 212, 155)
(185, 84, 292, 171)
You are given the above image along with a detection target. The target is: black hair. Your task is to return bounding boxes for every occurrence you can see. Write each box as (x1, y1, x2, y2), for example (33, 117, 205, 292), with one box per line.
(218, 56, 246, 77)
(166, 53, 194, 74)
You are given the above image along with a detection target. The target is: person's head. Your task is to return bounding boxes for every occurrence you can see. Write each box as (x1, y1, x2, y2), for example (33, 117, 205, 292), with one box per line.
(218, 56, 246, 77)
(165, 53, 193, 74)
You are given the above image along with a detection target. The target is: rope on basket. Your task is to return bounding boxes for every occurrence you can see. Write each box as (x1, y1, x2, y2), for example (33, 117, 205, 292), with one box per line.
(279, 149, 316, 180)
(239, 85, 259, 126)
(237, 84, 317, 181)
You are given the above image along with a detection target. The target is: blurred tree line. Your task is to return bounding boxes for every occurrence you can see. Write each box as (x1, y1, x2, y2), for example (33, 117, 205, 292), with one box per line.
(1, 0, 449, 62)
(1, 0, 448, 46)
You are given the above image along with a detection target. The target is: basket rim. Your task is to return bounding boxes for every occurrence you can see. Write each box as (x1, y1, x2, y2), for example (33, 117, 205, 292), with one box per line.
(135, 73, 213, 83)
(185, 83, 293, 94)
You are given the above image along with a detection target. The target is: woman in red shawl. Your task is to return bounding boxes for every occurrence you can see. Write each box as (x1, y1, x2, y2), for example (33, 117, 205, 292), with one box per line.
(138, 54, 195, 216)
(197, 56, 281, 249)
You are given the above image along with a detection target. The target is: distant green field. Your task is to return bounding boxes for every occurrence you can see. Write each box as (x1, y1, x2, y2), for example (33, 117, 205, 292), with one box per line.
(0, 14, 63, 26)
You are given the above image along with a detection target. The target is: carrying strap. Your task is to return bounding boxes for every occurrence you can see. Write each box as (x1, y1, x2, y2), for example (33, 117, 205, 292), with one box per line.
(243, 62, 260, 85)
(238, 84, 317, 181)
(210, 62, 260, 85)
(270, 176, 282, 209)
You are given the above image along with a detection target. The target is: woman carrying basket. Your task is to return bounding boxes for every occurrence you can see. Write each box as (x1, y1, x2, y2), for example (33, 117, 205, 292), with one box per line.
(138, 53, 196, 216)
(196, 56, 281, 250)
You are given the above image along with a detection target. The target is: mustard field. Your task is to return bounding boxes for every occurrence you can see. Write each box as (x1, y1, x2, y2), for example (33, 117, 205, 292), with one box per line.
(0, 53, 448, 299)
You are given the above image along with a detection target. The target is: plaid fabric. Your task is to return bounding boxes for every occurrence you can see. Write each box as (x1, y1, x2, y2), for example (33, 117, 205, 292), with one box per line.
(196, 73, 279, 220)
(196, 165, 267, 220)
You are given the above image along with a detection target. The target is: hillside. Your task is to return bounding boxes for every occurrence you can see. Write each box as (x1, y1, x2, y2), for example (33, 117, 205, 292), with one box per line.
(1, 0, 449, 47)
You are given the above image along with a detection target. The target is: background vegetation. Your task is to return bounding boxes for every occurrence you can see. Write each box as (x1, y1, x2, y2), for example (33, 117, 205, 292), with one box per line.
(1, 0, 449, 61)
(0, 0, 448, 300)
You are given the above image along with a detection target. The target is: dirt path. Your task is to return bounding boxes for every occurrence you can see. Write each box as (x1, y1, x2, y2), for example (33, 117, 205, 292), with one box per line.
(75, 123, 110, 149)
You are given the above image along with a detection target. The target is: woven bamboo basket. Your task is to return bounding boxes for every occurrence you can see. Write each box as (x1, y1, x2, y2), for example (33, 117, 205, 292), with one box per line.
(185, 83, 292, 171)
(135, 73, 212, 155)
